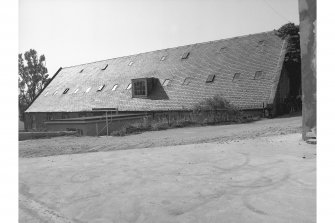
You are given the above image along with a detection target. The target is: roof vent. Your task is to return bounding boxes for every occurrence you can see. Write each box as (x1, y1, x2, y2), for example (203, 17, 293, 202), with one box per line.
(126, 83, 132, 90)
(254, 71, 264, 79)
(182, 77, 192, 85)
(63, 88, 69, 94)
(128, 61, 134, 66)
(206, 74, 215, 83)
(85, 87, 91, 93)
(97, 84, 105, 91)
(73, 88, 79, 94)
(162, 79, 171, 86)
(102, 64, 108, 70)
(44, 92, 49, 96)
(112, 84, 118, 91)
(79, 69, 84, 73)
(181, 52, 190, 59)
(161, 55, 167, 61)
(233, 73, 241, 81)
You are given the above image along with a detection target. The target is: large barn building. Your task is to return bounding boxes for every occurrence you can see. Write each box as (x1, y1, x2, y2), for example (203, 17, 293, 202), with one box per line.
(24, 31, 299, 135)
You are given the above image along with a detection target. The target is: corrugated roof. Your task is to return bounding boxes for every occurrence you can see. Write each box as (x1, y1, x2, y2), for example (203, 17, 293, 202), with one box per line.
(26, 31, 288, 113)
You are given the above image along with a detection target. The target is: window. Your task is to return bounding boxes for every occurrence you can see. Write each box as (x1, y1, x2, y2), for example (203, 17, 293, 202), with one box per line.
(206, 74, 215, 83)
(102, 64, 108, 70)
(133, 81, 146, 96)
(63, 88, 69, 94)
(47, 113, 53, 121)
(161, 55, 166, 61)
(126, 83, 132, 90)
(97, 84, 105, 91)
(112, 84, 118, 91)
(181, 52, 190, 59)
(80, 69, 84, 73)
(182, 77, 192, 85)
(44, 92, 49, 96)
(128, 61, 134, 66)
(233, 73, 240, 81)
(73, 88, 79, 94)
(162, 79, 171, 86)
(85, 87, 91, 93)
(254, 71, 263, 79)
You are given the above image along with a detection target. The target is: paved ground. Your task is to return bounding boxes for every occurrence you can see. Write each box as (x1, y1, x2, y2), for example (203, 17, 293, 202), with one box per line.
(20, 116, 302, 158)
(19, 133, 316, 223)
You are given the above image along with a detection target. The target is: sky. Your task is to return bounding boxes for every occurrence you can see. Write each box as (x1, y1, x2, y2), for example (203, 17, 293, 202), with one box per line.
(19, 0, 299, 77)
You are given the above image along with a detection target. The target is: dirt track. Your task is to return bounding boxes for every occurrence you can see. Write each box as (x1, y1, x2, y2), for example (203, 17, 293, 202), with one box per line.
(19, 133, 315, 223)
(19, 116, 302, 158)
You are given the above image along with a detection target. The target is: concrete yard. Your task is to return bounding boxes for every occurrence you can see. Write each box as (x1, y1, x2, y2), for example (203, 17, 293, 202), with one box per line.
(19, 132, 316, 223)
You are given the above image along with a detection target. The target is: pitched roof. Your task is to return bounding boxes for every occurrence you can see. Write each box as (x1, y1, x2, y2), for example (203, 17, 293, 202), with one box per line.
(26, 31, 288, 113)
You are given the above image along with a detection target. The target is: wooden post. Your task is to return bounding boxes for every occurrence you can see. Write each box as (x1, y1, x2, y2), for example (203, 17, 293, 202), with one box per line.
(106, 111, 108, 136)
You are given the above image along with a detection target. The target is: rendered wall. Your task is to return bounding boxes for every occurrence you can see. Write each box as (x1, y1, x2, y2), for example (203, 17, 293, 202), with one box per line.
(299, 0, 317, 140)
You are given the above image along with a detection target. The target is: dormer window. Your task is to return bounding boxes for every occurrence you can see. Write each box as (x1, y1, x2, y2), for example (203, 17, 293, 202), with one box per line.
(206, 74, 215, 83)
(134, 81, 145, 96)
(131, 78, 155, 98)
(63, 88, 70, 94)
(181, 52, 190, 59)
(101, 64, 108, 70)
(97, 84, 105, 91)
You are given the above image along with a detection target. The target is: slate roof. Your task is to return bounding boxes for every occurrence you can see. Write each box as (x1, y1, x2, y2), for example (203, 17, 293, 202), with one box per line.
(26, 31, 288, 113)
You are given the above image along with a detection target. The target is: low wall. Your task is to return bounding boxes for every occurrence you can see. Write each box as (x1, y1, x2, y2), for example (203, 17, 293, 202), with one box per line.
(19, 131, 78, 141)
(45, 114, 149, 136)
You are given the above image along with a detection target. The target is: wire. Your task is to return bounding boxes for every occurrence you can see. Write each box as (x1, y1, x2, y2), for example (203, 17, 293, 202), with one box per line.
(261, 0, 291, 23)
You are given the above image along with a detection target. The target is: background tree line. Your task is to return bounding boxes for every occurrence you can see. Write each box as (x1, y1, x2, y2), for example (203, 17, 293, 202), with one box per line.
(18, 49, 49, 120)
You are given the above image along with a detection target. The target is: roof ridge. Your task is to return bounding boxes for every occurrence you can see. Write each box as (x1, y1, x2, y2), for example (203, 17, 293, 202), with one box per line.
(62, 30, 277, 69)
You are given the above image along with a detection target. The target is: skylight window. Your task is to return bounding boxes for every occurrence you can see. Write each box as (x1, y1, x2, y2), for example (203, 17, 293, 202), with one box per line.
(254, 71, 263, 79)
(219, 46, 227, 52)
(112, 84, 118, 91)
(63, 88, 69, 94)
(126, 83, 132, 90)
(181, 52, 190, 59)
(97, 84, 105, 91)
(102, 64, 108, 70)
(128, 61, 134, 66)
(233, 73, 241, 81)
(161, 55, 167, 61)
(162, 79, 171, 86)
(85, 87, 91, 93)
(182, 77, 192, 85)
(206, 74, 215, 83)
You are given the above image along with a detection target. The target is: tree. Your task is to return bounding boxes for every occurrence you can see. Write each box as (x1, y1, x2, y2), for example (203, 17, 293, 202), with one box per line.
(18, 49, 50, 119)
